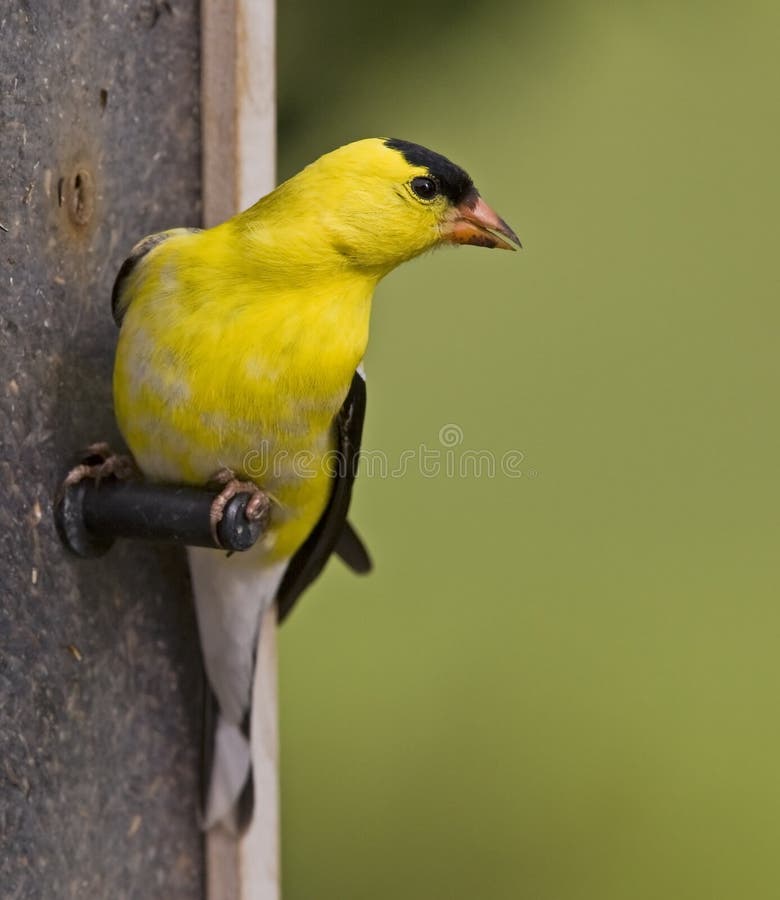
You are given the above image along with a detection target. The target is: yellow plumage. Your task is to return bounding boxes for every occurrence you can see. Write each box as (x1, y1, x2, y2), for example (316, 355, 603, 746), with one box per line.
(113, 221, 373, 558)
(110, 137, 518, 827)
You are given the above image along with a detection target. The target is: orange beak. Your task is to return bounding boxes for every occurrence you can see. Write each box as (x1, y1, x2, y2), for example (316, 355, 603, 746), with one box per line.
(441, 193, 521, 251)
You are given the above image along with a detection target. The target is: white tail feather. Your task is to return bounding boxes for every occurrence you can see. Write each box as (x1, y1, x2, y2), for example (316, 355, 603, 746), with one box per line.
(188, 547, 287, 828)
(203, 716, 252, 831)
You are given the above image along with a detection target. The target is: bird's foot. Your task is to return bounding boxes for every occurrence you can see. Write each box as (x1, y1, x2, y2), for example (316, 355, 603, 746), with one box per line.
(207, 468, 268, 548)
(62, 442, 139, 489)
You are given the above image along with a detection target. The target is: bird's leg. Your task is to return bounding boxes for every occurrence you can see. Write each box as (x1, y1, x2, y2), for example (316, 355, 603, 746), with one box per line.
(207, 468, 268, 547)
(62, 442, 139, 488)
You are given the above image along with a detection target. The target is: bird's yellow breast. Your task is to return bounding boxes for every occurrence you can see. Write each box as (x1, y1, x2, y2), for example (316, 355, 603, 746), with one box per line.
(113, 227, 375, 559)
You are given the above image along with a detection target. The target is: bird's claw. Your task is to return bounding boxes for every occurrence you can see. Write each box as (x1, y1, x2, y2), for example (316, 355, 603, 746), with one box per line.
(208, 469, 268, 548)
(62, 442, 139, 489)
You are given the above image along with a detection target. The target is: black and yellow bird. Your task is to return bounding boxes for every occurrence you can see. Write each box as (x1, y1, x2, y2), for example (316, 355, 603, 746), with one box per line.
(111, 137, 520, 828)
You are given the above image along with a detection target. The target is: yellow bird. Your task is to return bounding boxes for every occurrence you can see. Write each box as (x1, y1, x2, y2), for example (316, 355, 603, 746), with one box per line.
(111, 137, 519, 829)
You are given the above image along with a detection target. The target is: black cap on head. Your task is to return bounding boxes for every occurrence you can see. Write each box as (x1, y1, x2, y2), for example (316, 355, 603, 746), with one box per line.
(384, 138, 475, 205)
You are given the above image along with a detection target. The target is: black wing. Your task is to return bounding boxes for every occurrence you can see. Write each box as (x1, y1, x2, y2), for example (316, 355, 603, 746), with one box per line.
(275, 369, 372, 622)
(334, 519, 372, 574)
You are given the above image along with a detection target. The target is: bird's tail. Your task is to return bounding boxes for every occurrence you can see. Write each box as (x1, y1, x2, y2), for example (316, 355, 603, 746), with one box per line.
(202, 712, 252, 832)
(188, 547, 287, 833)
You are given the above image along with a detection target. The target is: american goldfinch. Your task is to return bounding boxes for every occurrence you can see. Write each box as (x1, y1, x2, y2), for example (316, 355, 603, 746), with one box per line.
(111, 137, 519, 829)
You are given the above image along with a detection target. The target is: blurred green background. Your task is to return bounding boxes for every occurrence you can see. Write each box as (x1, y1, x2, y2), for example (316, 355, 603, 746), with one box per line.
(276, 2, 779, 897)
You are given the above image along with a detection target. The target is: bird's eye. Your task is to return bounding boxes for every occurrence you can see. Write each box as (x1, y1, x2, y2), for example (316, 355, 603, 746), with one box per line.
(410, 176, 439, 201)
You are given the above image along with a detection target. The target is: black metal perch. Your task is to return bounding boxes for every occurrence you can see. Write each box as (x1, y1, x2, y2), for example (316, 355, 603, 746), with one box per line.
(56, 478, 268, 558)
